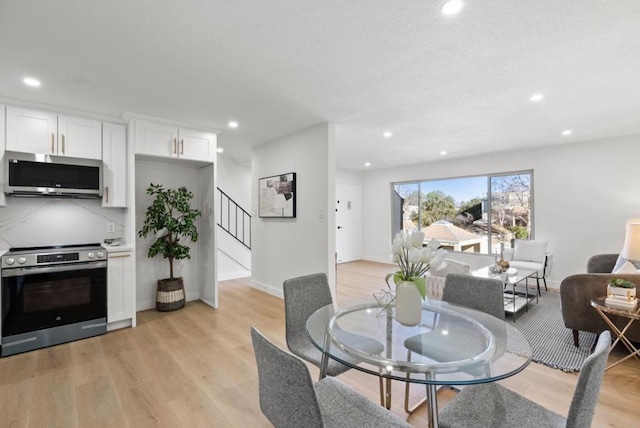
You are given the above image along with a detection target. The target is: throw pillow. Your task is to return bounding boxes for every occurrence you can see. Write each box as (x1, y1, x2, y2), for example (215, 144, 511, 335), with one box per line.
(611, 260, 640, 274)
(431, 259, 471, 277)
(513, 240, 548, 263)
(612, 253, 640, 272)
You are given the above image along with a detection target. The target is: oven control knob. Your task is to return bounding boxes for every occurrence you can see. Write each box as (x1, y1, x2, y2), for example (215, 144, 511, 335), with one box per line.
(5, 257, 15, 265)
(87, 252, 95, 259)
(97, 251, 105, 259)
(17, 257, 27, 264)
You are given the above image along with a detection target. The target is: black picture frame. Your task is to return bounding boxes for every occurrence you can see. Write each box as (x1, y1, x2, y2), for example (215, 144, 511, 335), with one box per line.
(258, 172, 296, 218)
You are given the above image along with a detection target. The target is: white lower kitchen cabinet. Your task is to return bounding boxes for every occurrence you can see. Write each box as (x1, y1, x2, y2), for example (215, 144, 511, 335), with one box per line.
(107, 249, 134, 328)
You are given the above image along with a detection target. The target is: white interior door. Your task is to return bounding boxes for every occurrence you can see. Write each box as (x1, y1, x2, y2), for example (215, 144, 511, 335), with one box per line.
(336, 183, 362, 263)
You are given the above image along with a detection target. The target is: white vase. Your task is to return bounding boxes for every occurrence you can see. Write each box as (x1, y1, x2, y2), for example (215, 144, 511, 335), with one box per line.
(395, 281, 422, 326)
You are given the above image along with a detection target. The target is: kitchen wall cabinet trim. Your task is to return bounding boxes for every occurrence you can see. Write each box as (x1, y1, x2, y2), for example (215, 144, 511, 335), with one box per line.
(6, 106, 102, 160)
(102, 122, 127, 208)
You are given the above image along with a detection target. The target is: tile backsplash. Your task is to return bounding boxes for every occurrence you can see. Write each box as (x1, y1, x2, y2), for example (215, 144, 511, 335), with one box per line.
(0, 198, 125, 250)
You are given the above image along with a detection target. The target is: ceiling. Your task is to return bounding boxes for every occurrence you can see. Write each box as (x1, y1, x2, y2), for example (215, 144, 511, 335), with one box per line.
(1, 1, 639, 170)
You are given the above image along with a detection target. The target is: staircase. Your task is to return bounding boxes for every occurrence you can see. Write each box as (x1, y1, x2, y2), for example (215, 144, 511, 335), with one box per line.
(217, 188, 252, 280)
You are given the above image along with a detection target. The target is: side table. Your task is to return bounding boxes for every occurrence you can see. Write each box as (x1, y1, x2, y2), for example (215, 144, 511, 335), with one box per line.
(590, 297, 640, 370)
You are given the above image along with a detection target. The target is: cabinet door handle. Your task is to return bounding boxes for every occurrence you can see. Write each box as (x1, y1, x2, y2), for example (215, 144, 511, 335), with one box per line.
(173, 138, 177, 153)
(105, 186, 109, 204)
(51, 133, 55, 153)
(61, 134, 65, 154)
(180, 139, 184, 155)
(109, 254, 131, 259)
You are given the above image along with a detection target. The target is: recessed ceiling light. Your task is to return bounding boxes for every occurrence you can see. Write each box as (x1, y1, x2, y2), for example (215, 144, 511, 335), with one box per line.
(23, 77, 41, 87)
(530, 93, 544, 102)
(365, 162, 371, 167)
(216, 147, 224, 153)
(383, 131, 392, 138)
(228, 121, 238, 129)
(562, 130, 573, 136)
(440, 151, 447, 155)
(441, 0, 464, 15)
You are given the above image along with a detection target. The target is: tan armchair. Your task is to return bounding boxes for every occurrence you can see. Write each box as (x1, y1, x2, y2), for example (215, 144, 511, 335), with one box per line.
(560, 254, 640, 347)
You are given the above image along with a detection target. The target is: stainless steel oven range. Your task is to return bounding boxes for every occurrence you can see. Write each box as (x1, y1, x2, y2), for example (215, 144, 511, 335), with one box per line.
(1, 244, 107, 357)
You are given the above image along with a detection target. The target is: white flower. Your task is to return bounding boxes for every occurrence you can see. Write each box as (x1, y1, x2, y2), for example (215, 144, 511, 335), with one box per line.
(392, 239, 403, 256)
(426, 238, 441, 250)
(419, 247, 433, 263)
(410, 231, 425, 248)
(392, 254, 400, 263)
(407, 248, 420, 264)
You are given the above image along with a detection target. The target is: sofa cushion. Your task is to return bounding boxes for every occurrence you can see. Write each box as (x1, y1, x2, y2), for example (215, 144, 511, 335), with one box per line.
(513, 240, 547, 263)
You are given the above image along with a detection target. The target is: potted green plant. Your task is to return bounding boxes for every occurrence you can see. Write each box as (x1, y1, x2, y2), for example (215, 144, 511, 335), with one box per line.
(138, 183, 201, 311)
(607, 278, 637, 300)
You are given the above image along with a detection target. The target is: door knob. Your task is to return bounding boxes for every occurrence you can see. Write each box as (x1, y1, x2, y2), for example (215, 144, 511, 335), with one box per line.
(337, 226, 343, 229)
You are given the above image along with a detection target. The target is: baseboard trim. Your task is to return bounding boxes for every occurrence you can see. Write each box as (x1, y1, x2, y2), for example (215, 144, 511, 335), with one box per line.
(218, 271, 251, 281)
(250, 279, 284, 299)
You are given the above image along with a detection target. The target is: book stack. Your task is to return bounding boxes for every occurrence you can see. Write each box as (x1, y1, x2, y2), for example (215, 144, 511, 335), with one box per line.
(605, 295, 638, 311)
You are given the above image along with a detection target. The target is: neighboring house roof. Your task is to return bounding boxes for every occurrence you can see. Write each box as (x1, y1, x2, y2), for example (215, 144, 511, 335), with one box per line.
(422, 220, 482, 244)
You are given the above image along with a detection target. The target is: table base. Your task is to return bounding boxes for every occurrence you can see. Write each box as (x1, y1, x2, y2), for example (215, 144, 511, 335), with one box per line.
(593, 306, 640, 370)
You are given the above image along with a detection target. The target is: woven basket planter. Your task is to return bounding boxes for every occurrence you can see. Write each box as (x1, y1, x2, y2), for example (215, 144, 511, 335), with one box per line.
(156, 277, 186, 311)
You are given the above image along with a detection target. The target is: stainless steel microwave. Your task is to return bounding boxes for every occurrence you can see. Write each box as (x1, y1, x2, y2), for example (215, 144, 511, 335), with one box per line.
(4, 151, 103, 198)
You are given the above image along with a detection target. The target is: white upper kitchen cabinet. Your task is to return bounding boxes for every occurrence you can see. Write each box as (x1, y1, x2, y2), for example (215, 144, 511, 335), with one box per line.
(58, 115, 103, 159)
(134, 120, 215, 162)
(102, 123, 127, 208)
(178, 128, 216, 161)
(6, 106, 102, 160)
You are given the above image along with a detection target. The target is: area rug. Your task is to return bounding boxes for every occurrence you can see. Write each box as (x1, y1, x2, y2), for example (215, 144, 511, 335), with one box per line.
(507, 291, 597, 373)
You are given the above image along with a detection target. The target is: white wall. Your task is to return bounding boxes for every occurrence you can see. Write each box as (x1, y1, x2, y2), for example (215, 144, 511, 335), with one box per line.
(336, 168, 363, 186)
(251, 123, 336, 297)
(0, 198, 125, 250)
(217, 155, 251, 210)
(361, 134, 640, 288)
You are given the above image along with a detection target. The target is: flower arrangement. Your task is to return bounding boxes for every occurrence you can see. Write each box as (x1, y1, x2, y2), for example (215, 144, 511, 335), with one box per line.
(385, 230, 447, 299)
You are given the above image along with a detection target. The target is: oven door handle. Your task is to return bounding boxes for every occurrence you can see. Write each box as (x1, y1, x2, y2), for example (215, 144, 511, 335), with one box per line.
(1, 261, 107, 278)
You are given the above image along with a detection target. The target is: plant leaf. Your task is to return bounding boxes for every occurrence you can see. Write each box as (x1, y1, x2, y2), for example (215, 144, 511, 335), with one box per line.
(413, 276, 427, 300)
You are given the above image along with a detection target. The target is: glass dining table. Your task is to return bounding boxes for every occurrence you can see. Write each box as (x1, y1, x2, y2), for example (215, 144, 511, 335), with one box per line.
(306, 299, 532, 428)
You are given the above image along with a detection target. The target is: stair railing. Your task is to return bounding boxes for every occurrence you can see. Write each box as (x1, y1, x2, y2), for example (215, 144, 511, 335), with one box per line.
(217, 188, 251, 249)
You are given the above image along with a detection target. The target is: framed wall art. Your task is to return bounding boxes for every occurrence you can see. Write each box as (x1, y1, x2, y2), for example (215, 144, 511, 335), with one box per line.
(259, 172, 296, 218)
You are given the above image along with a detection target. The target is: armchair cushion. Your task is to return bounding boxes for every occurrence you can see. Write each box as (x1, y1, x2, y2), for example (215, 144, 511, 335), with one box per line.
(513, 240, 548, 263)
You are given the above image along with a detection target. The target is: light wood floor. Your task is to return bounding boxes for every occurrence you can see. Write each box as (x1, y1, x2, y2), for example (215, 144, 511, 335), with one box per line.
(1, 260, 639, 427)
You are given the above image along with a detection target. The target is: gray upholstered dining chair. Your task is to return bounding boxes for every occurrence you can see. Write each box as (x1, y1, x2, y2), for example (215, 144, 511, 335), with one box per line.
(250, 327, 412, 428)
(283, 273, 387, 403)
(404, 274, 505, 413)
(438, 330, 611, 428)
(283, 273, 384, 375)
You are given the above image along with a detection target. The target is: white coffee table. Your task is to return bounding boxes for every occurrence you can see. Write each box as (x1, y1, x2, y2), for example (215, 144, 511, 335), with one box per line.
(472, 266, 538, 321)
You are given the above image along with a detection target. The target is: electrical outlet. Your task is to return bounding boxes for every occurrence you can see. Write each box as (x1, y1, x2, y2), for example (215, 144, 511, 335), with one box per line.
(106, 221, 116, 233)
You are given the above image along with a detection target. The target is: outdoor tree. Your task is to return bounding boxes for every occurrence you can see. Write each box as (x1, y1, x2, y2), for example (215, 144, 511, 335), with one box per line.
(412, 190, 456, 226)
(490, 174, 531, 231)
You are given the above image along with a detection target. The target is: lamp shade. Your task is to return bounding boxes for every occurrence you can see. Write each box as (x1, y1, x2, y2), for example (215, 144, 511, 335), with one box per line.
(621, 218, 640, 261)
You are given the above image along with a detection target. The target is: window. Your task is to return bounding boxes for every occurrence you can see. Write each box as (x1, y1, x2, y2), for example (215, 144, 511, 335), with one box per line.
(392, 171, 533, 254)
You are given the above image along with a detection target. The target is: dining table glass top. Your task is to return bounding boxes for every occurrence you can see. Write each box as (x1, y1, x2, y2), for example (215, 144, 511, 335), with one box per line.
(306, 299, 532, 385)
